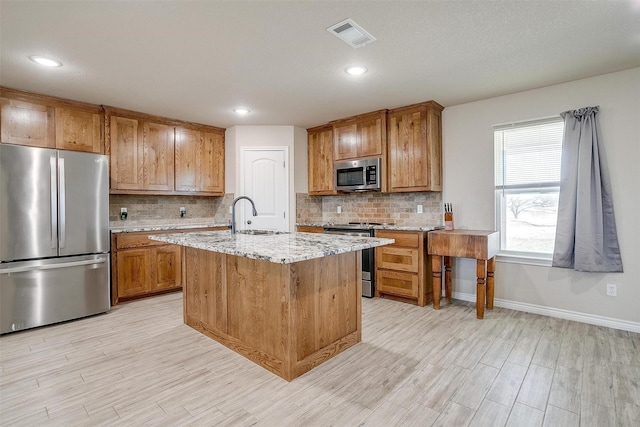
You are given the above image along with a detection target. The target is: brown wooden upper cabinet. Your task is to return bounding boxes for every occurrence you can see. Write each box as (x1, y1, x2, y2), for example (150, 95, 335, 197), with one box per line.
(307, 124, 336, 195)
(331, 110, 387, 161)
(107, 109, 175, 193)
(105, 107, 224, 196)
(175, 126, 225, 195)
(387, 101, 443, 192)
(1, 87, 103, 153)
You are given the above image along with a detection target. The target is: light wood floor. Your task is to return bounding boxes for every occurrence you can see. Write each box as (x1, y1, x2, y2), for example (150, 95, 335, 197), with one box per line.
(1, 292, 639, 426)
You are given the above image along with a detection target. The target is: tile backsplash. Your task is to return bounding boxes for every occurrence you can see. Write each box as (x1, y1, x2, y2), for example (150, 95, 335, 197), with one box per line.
(297, 192, 443, 226)
(109, 194, 235, 223)
(111, 192, 442, 227)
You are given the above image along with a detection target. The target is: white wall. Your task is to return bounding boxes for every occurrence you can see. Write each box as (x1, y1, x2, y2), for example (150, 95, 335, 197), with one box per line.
(442, 68, 640, 328)
(224, 125, 307, 230)
(294, 126, 308, 193)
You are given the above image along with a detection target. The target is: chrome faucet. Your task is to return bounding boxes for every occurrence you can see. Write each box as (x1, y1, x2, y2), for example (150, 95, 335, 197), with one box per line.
(231, 196, 258, 234)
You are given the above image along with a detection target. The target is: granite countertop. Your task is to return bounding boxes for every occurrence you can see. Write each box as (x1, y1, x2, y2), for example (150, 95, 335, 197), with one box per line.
(110, 219, 229, 233)
(296, 222, 444, 232)
(150, 231, 394, 264)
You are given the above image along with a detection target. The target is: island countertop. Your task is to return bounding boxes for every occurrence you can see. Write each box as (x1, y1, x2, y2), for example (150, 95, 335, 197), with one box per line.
(149, 230, 394, 264)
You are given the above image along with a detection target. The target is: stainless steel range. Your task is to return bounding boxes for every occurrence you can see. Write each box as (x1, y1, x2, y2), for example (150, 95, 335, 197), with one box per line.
(323, 222, 394, 298)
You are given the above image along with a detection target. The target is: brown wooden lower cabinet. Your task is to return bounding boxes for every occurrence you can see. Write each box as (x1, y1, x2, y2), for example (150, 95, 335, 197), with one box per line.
(374, 229, 433, 306)
(111, 227, 227, 305)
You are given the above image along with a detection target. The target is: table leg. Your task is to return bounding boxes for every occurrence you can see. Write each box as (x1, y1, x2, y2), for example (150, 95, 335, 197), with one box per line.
(444, 256, 452, 303)
(487, 257, 495, 310)
(476, 259, 486, 319)
(431, 255, 442, 309)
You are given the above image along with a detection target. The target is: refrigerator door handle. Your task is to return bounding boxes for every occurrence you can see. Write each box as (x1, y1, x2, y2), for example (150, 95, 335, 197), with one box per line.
(58, 157, 66, 248)
(0, 257, 107, 274)
(50, 155, 58, 249)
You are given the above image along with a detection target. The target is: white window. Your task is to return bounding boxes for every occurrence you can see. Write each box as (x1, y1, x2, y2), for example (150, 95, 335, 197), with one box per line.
(494, 117, 564, 261)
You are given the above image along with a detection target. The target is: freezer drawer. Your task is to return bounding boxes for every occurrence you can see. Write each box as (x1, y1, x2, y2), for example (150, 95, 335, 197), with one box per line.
(0, 254, 110, 334)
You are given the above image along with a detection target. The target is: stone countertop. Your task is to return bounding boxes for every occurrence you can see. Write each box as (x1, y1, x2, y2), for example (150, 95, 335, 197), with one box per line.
(149, 230, 394, 264)
(110, 219, 229, 233)
(296, 222, 444, 232)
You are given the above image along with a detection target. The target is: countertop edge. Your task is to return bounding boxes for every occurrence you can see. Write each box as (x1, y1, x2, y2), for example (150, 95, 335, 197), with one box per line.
(110, 221, 229, 233)
(150, 232, 394, 264)
(296, 222, 444, 232)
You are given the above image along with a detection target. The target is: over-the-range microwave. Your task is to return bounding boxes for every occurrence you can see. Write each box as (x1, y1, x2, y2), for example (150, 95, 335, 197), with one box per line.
(334, 158, 381, 192)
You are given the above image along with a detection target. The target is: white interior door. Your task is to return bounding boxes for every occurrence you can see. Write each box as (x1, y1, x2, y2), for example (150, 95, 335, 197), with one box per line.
(239, 148, 288, 231)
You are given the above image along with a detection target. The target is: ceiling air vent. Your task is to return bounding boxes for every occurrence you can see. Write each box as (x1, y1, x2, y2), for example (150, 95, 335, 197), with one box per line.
(327, 18, 376, 48)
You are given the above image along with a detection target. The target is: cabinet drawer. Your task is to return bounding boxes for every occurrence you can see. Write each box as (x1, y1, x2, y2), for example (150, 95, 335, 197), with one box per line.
(375, 230, 420, 248)
(114, 227, 226, 250)
(377, 269, 419, 298)
(377, 246, 419, 273)
(115, 232, 168, 250)
(297, 226, 324, 233)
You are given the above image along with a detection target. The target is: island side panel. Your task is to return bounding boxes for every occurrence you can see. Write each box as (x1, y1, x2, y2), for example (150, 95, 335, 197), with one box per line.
(183, 247, 227, 333)
(226, 255, 290, 375)
(291, 251, 362, 378)
(182, 247, 362, 381)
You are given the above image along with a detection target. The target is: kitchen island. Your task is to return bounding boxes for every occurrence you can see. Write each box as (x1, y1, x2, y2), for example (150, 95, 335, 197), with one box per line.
(150, 230, 393, 381)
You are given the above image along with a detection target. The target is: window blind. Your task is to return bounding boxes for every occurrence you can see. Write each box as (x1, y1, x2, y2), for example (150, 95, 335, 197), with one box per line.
(495, 118, 563, 187)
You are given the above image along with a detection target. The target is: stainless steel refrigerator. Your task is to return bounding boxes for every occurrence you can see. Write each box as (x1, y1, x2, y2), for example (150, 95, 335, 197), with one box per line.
(0, 144, 110, 334)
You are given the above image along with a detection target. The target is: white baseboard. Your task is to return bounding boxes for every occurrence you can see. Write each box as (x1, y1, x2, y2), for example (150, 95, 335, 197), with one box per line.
(451, 291, 640, 334)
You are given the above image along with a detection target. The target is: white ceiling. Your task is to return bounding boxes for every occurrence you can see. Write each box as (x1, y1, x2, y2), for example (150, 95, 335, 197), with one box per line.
(1, 1, 639, 129)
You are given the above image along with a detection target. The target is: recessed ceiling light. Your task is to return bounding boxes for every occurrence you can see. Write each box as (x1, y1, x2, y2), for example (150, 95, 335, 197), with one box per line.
(29, 56, 63, 67)
(345, 66, 367, 76)
(233, 107, 251, 115)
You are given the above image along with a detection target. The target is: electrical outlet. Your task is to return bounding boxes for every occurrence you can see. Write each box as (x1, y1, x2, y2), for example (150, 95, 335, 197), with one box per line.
(337, 205, 342, 213)
(180, 207, 186, 218)
(606, 283, 617, 297)
(120, 207, 128, 221)
(417, 204, 423, 213)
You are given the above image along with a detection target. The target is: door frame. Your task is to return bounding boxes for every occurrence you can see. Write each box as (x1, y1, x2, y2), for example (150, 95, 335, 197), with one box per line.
(239, 146, 290, 231)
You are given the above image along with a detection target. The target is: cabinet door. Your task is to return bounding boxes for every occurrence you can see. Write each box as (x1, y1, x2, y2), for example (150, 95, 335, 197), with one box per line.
(388, 104, 443, 192)
(110, 116, 143, 190)
(55, 108, 102, 153)
(308, 127, 335, 195)
(143, 122, 174, 191)
(425, 106, 443, 191)
(357, 116, 383, 158)
(199, 130, 225, 194)
(174, 127, 199, 192)
(117, 249, 151, 297)
(388, 110, 426, 191)
(0, 98, 55, 148)
(151, 245, 182, 291)
(333, 123, 358, 161)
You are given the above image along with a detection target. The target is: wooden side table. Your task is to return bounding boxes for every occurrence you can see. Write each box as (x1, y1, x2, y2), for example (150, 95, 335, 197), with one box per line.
(427, 229, 500, 319)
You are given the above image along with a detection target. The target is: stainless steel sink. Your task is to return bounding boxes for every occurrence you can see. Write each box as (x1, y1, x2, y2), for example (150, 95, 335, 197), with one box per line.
(235, 229, 288, 236)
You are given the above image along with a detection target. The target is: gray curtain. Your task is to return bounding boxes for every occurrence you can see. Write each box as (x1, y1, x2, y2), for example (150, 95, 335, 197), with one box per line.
(552, 106, 623, 272)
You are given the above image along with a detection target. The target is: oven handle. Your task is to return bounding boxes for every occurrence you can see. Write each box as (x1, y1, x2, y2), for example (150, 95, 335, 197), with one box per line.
(323, 230, 372, 237)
